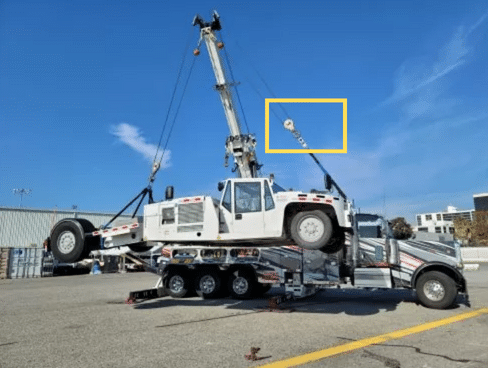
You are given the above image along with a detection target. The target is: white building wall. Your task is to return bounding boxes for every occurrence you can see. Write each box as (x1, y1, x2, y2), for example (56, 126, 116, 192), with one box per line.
(415, 206, 474, 234)
(0, 207, 131, 248)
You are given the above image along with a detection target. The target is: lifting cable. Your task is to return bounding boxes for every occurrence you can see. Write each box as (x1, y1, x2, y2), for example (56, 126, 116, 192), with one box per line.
(219, 31, 250, 134)
(159, 56, 197, 163)
(250, 58, 290, 120)
(242, 72, 283, 123)
(153, 27, 196, 167)
(230, 39, 291, 125)
(104, 29, 198, 227)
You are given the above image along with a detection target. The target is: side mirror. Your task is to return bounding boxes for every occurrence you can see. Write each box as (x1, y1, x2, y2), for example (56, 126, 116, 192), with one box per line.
(325, 174, 333, 191)
(217, 181, 225, 192)
(165, 186, 174, 201)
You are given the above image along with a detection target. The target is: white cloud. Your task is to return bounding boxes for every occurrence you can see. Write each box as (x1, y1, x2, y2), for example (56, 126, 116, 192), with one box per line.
(467, 9, 488, 36)
(381, 11, 488, 106)
(111, 123, 171, 168)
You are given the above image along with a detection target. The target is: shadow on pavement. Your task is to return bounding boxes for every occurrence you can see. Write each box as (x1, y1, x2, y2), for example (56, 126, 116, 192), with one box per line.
(130, 287, 449, 316)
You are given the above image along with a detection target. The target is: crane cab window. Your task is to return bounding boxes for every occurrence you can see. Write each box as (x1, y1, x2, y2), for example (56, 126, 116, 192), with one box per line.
(264, 181, 275, 211)
(235, 182, 261, 213)
(221, 182, 231, 212)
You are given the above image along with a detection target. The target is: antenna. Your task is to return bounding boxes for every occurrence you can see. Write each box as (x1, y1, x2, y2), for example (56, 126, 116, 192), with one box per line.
(12, 188, 32, 207)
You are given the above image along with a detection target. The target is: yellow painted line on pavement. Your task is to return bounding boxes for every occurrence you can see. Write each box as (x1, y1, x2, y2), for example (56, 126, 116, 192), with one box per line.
(258, 308, 488, 368)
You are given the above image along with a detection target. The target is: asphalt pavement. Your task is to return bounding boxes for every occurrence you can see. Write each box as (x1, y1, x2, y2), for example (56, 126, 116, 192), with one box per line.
(1, 264, 487, 368)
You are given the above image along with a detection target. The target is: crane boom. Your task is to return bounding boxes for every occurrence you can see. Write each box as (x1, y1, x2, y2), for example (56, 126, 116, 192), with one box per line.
(193, 12, 260, 178)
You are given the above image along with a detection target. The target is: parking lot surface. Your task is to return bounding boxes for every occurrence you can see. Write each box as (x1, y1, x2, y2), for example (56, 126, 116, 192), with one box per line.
(1, 264, 487, 368)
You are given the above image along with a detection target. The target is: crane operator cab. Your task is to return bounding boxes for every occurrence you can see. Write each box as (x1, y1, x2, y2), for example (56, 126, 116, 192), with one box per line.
(217, 178, 282, 239)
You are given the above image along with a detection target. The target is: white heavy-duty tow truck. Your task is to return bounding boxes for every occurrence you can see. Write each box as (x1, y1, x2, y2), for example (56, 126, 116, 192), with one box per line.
(47, 12, 468, 309)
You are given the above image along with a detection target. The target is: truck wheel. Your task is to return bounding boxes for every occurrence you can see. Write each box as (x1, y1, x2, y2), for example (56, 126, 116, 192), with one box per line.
(320, 231, 345, 254)
(76, 219, 99, 257)
(51, 220, 87, 263)
(228, 269, 256, 299)
(128, 243, 150, 253)
(416, 271, 458, 309)
(195, 270, 222, 299)
(255, 283, 272, 296)
(290, 210, 333, 250)
(166, 271, 191, 298)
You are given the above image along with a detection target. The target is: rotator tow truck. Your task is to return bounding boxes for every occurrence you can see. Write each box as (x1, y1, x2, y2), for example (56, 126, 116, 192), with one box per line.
(47, 12, 468, 309)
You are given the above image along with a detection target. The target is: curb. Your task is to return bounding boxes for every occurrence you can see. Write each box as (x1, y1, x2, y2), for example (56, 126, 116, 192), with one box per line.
(463, 264, 480, 271)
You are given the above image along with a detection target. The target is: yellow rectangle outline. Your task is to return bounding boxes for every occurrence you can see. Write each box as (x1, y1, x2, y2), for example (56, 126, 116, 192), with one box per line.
(265, 98, 347, 153)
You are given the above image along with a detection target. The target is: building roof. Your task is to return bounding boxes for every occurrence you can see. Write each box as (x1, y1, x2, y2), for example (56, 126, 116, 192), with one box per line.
(0, 206, 131, 217)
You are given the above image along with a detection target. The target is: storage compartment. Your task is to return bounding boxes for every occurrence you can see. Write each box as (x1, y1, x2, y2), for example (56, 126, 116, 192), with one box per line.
(354, 268, 392, 288)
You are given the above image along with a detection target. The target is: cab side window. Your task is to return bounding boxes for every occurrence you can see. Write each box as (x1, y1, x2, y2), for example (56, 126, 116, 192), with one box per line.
(222, 182, 231, 212)
(264, 182, 275, 211)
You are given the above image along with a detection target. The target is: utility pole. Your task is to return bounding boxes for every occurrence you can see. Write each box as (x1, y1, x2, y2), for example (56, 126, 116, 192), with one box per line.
(12, 188, 32, 207)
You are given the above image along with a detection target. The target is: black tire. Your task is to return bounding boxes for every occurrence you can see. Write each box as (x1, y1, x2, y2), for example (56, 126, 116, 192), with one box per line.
(166, 270, 191, 298)
(254, 283, 272, 296)
(290, 210, 333, 251)
(416, 271, 458, 309)
(195, 270, 222, 299)
(76, 219, 99, 258)
(320, 231, 345, 254)
(228, 269, 256, 299)
(51, 220, 87, 263)
(128, 243, 151, 253)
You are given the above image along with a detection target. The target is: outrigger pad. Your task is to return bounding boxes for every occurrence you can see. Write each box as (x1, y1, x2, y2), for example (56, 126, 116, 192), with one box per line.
(127, 288, 165, 304)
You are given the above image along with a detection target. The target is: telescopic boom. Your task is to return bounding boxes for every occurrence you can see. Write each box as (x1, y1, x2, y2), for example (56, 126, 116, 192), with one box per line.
(193, 11, 260, 178)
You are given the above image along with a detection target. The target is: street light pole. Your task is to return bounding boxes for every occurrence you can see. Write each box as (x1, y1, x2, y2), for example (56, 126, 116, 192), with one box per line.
(12, 188, 32, 207)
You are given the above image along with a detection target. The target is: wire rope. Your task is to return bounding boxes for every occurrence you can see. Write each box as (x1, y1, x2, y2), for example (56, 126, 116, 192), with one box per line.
(153, 27, 196, 164)
(219, 32, 250, 134)
(231, 40, 291, 123)
(158, 56, 197, 166)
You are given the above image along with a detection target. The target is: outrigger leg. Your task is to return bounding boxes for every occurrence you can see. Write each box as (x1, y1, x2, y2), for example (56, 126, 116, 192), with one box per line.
(123, 253, 167, 304)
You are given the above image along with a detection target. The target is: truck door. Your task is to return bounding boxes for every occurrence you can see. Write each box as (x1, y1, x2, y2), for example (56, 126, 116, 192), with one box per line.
(219, 181, 233, 233)
(262, 180, 281, 236)
(232, 181, 265, 237)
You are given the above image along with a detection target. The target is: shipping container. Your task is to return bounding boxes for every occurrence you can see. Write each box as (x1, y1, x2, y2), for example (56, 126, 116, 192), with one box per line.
(8, 248, 44, 279)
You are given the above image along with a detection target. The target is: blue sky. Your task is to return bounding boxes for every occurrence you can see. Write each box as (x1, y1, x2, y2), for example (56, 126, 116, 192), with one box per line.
(1, 0, 487, 223)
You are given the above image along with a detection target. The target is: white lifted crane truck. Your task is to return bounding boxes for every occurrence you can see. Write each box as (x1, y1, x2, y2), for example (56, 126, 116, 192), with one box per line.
(48, 11, 353, 264)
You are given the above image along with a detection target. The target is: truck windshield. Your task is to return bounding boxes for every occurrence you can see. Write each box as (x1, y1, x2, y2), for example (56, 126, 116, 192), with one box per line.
(357, 214, 393, 239)
(271, 182, 285, 193)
